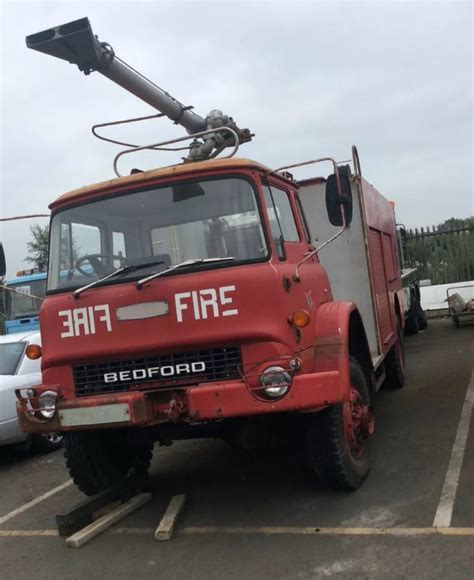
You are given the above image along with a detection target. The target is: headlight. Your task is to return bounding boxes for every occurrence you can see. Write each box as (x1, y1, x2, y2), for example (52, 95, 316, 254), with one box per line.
(259, 366, 292, 399)
(38, 390, 57, 420)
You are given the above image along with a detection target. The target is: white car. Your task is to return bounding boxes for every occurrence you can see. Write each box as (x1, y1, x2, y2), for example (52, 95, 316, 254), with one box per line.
(0, 330, 62, 452)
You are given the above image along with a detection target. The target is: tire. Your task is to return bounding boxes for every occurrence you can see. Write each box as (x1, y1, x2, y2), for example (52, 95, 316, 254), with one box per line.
(384, 323, 406, 389)
(64, 429, 153, 496)
(305, 357, 374, 491)
(414, 301, 428, 330)
(404, 305, 419, 335)
(31, 432, 63, 454)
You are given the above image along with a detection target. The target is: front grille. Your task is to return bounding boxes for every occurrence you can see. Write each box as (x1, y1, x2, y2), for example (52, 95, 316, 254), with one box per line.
(73, 346, 242, 397)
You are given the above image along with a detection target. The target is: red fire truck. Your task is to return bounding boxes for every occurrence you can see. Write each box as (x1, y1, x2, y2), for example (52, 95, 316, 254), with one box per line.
(14, 18, 405, 495)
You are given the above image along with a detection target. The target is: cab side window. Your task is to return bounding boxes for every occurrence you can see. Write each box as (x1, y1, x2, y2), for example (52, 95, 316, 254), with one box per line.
(296, 194, 312, 242)
(263, 185, 300, 259)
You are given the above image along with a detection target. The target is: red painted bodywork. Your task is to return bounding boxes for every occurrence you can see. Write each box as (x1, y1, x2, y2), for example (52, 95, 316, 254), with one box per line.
(360, 177, 404, 352)
(17, 159, 403, 434)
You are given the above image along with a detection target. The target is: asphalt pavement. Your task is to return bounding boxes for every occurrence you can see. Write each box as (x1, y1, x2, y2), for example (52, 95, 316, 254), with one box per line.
(0, 318, 473, 579)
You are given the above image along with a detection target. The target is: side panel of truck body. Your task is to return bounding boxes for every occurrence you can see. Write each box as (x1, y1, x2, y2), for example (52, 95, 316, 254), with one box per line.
(298, 176, 402, 364)
(361, 178, 403, 351)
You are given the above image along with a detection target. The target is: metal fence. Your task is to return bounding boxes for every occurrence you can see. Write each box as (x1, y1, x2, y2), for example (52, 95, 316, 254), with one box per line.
(401, 225, 474, 285)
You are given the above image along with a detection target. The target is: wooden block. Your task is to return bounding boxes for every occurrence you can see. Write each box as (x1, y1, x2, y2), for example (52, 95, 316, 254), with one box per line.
(66, 492, 152, 548)
(56, 472, 149, 537)
(91, 500, 122, 521)
(155, 494, 186, 541)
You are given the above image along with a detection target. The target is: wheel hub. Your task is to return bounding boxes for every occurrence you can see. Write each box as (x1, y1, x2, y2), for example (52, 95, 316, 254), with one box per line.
(344, 384, 375, 458)
(43, 432, 63, 445)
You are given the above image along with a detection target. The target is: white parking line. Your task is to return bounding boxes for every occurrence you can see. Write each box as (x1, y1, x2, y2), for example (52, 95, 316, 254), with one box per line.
(2, 526, 474, 538)
(0, 529, 58, 537)
(179, 526, 474, 537)
(0, 480, 73, 526)
(111, 526, 474, 538)
(433, 372, 474, 528)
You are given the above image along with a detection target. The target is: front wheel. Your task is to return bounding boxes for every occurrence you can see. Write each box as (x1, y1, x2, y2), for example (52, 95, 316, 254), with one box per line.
(64, 429, 153, 496)
(305, 357, 374, 491)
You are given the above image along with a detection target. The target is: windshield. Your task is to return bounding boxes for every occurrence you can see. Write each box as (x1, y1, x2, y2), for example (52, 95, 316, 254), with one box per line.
(0, 342, 25, 374)
(5, 279, 46, 320)
(48, 177, 268, 291)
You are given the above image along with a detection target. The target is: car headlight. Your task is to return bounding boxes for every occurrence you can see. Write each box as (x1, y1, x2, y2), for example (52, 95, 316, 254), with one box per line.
(38, 390, 57, 420)
(259, 366, 292, 399)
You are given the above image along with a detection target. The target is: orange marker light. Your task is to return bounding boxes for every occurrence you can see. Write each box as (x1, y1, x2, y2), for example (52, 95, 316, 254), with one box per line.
(290, 309, 310, 328)
(26, 344, 42, 360)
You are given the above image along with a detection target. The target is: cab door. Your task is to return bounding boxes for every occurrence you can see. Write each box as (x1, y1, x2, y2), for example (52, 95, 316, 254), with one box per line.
(261, 179, 331, 350)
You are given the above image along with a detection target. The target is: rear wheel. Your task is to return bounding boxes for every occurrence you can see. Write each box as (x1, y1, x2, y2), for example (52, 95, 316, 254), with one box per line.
(404, 305, 419, 335)
(415, 301, 428, 330)
(383, 323, 406, 389)
(64, 429, 153, 496)
(305, 357, 374, 491)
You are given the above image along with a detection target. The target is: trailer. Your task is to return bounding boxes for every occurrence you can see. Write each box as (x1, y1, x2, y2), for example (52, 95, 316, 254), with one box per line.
(446, 284, 474, 328)
(13, 18, 405, 495)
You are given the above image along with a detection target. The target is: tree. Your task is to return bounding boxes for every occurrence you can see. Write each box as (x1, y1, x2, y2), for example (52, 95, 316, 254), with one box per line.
(25, 224, 49, 271)
(437, 217, 471, 232)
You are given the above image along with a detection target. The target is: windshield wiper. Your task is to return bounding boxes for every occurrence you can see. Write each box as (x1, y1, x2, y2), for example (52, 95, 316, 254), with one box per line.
(73, 259, 165, 298)
(136, 257, 236, 289)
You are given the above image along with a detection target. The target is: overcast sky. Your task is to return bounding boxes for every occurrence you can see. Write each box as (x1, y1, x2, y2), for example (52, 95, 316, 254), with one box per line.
(1, 0, 472, 277)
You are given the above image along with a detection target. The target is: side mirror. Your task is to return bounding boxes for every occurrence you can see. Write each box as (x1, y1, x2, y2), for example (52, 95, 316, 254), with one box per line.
(325, 166, 353, 227)
(0, 243, 6, 277)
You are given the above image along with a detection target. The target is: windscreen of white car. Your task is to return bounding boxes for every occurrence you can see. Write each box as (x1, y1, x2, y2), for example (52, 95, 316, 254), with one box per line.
(0, 343, 25, 375)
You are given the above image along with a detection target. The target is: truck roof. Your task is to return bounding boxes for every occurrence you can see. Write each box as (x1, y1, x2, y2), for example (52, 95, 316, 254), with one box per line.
(50, 157, 285, 210)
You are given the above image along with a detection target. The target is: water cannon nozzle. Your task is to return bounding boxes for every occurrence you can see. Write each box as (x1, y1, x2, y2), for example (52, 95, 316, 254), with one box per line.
(26, 17, 108, 74)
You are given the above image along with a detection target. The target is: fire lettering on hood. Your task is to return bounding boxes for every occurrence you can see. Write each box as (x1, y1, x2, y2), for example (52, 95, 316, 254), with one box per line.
(175, 285, 238, 322)
(58, 286, 238, 338)
(59, 304, 112, 338)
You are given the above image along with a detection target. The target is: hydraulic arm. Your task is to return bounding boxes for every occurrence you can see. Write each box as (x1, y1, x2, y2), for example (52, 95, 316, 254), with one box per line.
(26, 17, 252, 160)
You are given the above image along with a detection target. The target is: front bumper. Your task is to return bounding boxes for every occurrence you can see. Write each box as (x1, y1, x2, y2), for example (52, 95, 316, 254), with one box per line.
(17, 370, 341, 433)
